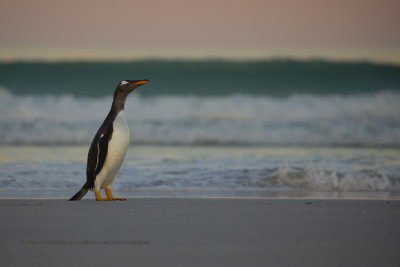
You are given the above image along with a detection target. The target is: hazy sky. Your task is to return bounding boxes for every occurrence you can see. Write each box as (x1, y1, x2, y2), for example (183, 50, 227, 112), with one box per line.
(1, 0, 399, 62)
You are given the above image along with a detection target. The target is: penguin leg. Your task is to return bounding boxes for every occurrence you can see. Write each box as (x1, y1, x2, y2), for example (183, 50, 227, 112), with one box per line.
(95, 191, 109, 201)
(105, 188, 126, 201)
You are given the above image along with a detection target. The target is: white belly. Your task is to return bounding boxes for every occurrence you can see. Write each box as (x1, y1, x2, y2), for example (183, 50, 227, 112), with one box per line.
(94, 111, 130, 190)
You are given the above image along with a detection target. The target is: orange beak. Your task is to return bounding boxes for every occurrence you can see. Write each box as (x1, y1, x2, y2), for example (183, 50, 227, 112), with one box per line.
(131, 80, 149, 87)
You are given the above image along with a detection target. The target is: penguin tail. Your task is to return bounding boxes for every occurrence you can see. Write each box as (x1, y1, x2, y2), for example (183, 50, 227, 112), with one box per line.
(69, 183, 89, 201)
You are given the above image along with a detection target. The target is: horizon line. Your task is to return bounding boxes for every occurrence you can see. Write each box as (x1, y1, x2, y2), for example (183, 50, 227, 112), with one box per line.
(0, 55, 399, 66)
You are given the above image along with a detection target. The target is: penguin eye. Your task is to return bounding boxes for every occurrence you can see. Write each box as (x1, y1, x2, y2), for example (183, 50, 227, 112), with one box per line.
(120, 81, 129, 85)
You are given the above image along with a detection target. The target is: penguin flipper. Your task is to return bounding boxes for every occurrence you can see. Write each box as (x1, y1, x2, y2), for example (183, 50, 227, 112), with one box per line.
(86, 125, 113, 188)
(69, 125, 113, 201)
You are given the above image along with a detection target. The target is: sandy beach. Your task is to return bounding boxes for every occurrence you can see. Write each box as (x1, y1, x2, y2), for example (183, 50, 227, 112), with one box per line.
(1, 198, 399, 267)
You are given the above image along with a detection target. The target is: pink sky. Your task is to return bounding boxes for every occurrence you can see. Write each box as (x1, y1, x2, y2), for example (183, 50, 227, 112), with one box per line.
(0, 0, 399, 62)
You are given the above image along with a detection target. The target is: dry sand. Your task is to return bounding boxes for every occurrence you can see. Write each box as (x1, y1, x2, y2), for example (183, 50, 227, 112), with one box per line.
(1, 198, 399, 267)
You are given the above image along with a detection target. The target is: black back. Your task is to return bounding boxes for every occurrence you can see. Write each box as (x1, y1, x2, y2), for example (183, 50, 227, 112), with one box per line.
(85, 110, 117, 188)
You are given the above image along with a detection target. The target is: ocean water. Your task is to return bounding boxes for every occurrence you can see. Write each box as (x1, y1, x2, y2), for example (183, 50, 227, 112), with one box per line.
(0, 60, 399, 199)
(0, 146, 399, 199)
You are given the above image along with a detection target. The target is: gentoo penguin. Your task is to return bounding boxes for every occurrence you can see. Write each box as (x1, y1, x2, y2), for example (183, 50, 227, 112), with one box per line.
(69, 79, 149, 201)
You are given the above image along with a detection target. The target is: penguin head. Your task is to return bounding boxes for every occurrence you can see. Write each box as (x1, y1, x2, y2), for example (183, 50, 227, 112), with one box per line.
(112, 79, 149, 109)
(116, 79, 149, 95)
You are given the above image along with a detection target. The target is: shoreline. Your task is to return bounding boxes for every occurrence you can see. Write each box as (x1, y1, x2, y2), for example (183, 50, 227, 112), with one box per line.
(1, 198, 399, 266)
(1, 195, 400, 200)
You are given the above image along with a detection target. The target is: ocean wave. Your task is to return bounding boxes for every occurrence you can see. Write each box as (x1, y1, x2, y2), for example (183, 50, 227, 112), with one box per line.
(1, 163, 398, 194)
(1, 88, 400, 146)
(1, 60, 400, 97)
(116, 166, 398, 192)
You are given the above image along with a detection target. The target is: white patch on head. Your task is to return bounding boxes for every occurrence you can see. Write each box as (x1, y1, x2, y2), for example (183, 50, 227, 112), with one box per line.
(120, 81, 129, 85)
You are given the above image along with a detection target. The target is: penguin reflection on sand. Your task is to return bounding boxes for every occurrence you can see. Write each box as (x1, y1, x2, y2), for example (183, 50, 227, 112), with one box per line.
(69, 79, 149, 201)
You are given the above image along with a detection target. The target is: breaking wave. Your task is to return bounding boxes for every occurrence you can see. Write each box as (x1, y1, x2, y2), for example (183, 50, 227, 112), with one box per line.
(1, 88, 400, 146)
(1, 163, 399, 197)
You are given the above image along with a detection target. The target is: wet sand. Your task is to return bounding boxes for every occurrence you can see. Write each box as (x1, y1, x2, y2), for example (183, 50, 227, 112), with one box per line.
(1, 198, 399, 267)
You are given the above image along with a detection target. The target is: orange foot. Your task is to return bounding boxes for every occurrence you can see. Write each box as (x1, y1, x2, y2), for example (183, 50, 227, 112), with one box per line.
(95, 191, 109, 201)
(105, 188, 126, 201)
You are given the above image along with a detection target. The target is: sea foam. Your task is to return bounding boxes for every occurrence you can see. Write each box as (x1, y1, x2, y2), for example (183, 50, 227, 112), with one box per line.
(1, 88, 399, 146)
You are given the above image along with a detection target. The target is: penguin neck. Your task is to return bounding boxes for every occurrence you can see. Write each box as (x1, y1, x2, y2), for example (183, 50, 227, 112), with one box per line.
(111, 91, 128, 114)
